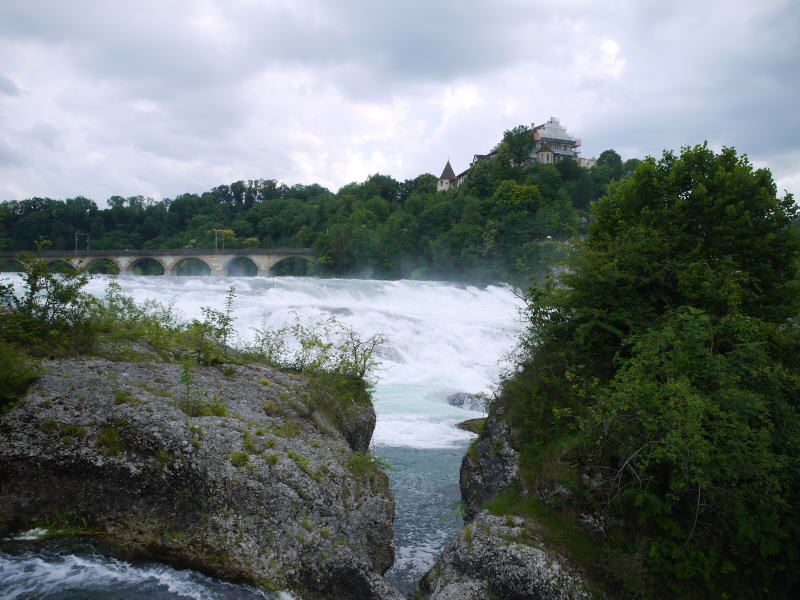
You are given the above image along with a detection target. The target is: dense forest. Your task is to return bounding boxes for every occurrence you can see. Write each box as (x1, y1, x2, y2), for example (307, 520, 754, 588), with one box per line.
(0, 125, 637, 285)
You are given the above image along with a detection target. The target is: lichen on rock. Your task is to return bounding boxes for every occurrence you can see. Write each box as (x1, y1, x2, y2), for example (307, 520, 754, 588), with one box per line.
(0, 357, 402, 600)
(418, 512, 589, 600)
(420, 404, 589, 600)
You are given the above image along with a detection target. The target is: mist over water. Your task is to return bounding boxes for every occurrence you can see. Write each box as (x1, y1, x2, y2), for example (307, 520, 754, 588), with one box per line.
(2, 274, 524, 597)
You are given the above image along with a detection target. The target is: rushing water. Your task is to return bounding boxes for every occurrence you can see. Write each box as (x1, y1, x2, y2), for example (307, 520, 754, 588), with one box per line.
(0, 275, 523, 598)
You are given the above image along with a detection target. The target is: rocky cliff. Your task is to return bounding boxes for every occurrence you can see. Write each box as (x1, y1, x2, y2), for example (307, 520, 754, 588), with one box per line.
(0, 358, 402, 600)
(419, 405, 589, 600)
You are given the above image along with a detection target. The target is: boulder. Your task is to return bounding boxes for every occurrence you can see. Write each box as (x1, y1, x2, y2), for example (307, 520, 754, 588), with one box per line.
(418, 512, 588, 600)
(446, 392, 487, 413)
(0, 358, 402, 600)
(420, 405, 588, 599)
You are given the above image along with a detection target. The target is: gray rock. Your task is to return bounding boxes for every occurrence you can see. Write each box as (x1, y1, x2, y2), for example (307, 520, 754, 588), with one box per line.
(0, 358, 402, 600)
(420, 404, 589, 600)
(446, 392, 488, 413)
(418, 512, 589, 600)
(459, 404, 519, 519)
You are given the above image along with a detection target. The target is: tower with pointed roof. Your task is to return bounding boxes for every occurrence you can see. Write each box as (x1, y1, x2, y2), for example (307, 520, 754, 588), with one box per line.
(437, 160, 456, 191)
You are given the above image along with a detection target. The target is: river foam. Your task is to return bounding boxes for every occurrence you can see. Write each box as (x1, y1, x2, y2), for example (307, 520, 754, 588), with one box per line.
(81, 275, 524, 449)
(0, 544, 278, 599)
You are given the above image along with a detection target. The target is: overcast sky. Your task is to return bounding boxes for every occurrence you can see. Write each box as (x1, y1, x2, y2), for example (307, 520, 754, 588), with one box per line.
(1, 0, 798, 203)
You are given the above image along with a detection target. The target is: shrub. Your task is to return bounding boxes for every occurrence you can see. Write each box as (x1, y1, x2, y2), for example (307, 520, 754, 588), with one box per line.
(273, 421, 300, 438)
(0, 255, 95, 353)
(347, 452, 391, 478)
(113, 389, 138, 405)
(96, 426, 124, 456)
(0, 340, 42, 410)
(209, 397, 228, 417)
(230, 451, 249, 467)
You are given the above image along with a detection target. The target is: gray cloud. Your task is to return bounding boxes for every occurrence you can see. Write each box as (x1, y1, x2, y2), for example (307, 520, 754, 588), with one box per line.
(0, 74, 21, 95)
(0, 0, 798, 202)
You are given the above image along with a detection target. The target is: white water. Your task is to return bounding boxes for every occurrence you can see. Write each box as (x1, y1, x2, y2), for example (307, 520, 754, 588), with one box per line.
(82, 275, 524, 449)
(1, 274, 525, 597)
(0, 544, 280, 599)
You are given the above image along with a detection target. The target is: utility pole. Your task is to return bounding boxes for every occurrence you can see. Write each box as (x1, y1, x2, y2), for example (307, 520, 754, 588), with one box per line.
(75, 232, 89, 252)
(212, 229, 227, 251)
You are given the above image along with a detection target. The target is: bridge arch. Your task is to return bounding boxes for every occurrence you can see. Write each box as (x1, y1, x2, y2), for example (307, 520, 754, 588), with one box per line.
(269, 255, 314, 276)
(0, 258, 24, 272)
(225, 255, 258, 277)
(129, 257, 166, 276)
(47, 259, 76, 274)
(173, 257, 211, 276)
(85, 257, 121, 275)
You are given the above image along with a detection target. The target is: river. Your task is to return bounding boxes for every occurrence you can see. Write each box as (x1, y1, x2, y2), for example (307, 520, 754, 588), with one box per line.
(0, 275, 524, 599)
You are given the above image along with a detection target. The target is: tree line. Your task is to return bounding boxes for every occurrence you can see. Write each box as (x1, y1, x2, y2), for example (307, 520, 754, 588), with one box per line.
(0, 126, 633, 285)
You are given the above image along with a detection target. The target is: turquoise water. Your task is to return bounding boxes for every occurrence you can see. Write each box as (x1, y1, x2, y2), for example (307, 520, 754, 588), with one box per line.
(381, 446, 466, 595)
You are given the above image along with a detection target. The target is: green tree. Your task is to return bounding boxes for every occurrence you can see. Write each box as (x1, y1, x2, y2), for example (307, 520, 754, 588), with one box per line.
(509, 143, 800, 597)
(501, 124, 536, 165)
(596, 148, 623, 177)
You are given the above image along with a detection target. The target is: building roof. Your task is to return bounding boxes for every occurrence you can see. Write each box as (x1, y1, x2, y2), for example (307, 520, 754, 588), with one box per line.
(439, 160, 456, 181)
(532, 117, 577, 143)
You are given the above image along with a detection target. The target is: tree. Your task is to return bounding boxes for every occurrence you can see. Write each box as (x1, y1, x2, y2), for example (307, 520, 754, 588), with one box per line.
(542, 144, 800, 376)
(510, 143, 800, 597)
(596, 148, 623, 178)
(501, 124, 536, 165)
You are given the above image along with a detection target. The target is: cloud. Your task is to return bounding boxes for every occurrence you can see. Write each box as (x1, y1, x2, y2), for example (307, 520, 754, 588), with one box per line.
(0, 74, 21, 96)
(0, 0, 798, 202)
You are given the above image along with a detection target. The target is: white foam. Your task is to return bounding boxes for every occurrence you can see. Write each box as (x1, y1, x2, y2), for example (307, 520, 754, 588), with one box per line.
(0, 551, 275, 599)
(13, 274, 524, 449)
(2, 527, 49, 541)
(373, 414, 475, 449)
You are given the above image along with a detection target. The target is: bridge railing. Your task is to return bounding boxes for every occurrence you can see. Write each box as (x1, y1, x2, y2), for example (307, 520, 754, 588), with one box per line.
(0, 248, 313, 258)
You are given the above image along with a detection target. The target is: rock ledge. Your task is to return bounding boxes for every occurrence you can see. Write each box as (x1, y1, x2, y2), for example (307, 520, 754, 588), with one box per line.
(0, 358, 402, 600)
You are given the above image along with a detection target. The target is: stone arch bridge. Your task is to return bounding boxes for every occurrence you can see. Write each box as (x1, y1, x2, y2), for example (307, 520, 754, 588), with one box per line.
(0, 248, 314, 276)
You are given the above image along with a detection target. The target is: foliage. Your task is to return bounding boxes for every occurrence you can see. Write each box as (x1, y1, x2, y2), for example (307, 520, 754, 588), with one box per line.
(501, 124, 536, 165)
(96, 426, 125, 456)
(503, 144, 800, 598)
(347, 452, 391, 478)
(0, 127, 633, 285)
(0, 340, 42, 410)
(249, 313, 385, 387)
(183, 286, 237, 364)
(0, 254, 95, 352)
(586, 307, 800, 593)
(94, 280, 183, 354)
(230, 451, 249, 467)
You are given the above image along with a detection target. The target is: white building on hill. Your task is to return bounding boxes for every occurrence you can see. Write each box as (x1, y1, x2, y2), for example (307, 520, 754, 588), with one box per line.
(437, 117, 596, 191)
